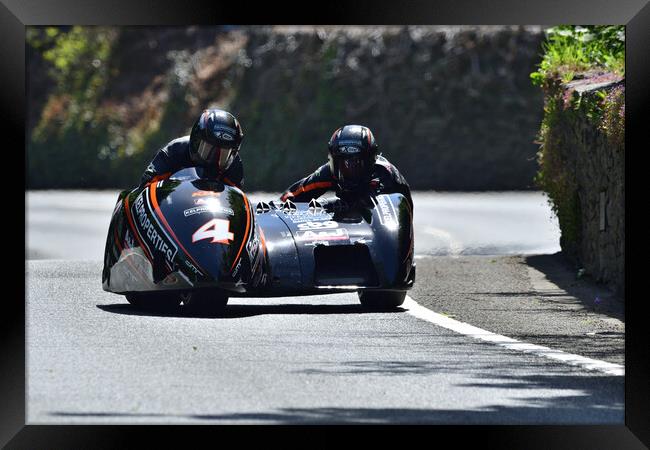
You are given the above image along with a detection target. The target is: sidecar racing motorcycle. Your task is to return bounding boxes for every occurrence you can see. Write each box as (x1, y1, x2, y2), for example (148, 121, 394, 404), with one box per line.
(102, 167, 415, 313)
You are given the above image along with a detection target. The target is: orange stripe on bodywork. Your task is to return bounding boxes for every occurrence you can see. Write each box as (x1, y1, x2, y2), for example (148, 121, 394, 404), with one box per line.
(148, 172, 172, 184)
(123, 194, 154, 263)
(301, 181, 334, 193)
(149, 182, 207, 276)
(223, 176, 235, 187)
(230, 194, 251, 271)
(282, 181, 334, 201)
(258, 226, 267, 258)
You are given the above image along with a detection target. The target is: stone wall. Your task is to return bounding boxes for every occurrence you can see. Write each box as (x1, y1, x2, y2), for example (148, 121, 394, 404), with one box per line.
(550, 78, 625, 294)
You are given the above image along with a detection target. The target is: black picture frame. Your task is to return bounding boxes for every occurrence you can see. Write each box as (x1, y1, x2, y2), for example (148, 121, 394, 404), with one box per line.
(7, 0, 648, 447)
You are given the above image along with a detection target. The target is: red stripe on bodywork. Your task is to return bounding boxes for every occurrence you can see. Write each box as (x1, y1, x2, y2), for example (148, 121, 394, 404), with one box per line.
(282, 181, 334, 201)
(230, 194, 251, 271)
(149, 182, 208, 276)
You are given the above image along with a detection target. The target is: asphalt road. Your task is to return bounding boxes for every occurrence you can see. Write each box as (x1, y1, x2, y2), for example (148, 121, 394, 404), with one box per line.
(25, 191, 624, 424)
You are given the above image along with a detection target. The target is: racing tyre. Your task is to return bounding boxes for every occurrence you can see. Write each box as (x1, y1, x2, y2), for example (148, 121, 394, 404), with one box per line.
(125, 292, 181, 311)
(181, 289, 229, 316)
(358, 290, 406, 311)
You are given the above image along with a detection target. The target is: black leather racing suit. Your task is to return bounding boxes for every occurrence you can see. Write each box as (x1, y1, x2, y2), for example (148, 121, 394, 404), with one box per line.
(139, 135, 244, 188)
(280, 155, 413, 210)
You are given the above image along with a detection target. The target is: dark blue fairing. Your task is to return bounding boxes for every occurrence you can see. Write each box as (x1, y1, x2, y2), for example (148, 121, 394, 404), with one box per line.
(103, 168, 414, 297)
(102, 168, 265, 294)
(252, 193, 414, 296)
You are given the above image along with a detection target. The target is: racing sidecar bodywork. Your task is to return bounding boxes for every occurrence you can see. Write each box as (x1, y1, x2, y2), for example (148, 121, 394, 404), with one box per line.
(102, 168, 415, 306)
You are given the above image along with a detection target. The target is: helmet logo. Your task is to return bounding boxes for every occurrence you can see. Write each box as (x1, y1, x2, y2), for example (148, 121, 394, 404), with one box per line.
(339, 146, 361, 154)
(212, 124, 237, 141)
(217, 131, 234, 141)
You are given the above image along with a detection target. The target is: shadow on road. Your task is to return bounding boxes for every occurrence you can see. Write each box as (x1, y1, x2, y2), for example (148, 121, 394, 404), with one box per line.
(48, 388, 623, 423)
(44, 356, 624, 424)
(524, 253, 624, 321)
(97, 303, 406, 319)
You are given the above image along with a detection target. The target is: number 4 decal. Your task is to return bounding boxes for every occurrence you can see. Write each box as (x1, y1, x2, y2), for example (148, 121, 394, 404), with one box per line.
(192, 219, 234, 244)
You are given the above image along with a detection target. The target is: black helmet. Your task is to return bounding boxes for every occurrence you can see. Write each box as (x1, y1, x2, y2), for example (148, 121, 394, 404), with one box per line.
(328, 125, 378, 191)
(189, 109, 243, 172)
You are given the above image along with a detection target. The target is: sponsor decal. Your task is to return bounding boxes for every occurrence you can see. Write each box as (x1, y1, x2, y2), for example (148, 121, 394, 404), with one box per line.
(192, 191, 221, 197)
(246, 235, 260, 261)
(184, 259, 201, 275)
(184, 204, 234, 217)
(286, 210, 333, 224)
(339, 146, 361, 154)
(375, 195, 397, 228)
(192, 218, 234, 244)
(231, 259, 242, 278)
(133, 193, 178, 264)
(296, 228, 349, 242)
(246, 231, 264, 279)
(296, 220, 339, 231)
(337, 139, 363, 147)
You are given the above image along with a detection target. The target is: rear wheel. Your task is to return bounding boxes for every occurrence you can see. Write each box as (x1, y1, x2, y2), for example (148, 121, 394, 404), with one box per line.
(125, 292, 181, 311)
(181, 289, 229, 316)
(358, 290, 406, 311)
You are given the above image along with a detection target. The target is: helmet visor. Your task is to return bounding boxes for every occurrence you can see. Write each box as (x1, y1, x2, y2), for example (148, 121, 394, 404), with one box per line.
(334, 154, 367, 189)
(196, 140, 237, 172)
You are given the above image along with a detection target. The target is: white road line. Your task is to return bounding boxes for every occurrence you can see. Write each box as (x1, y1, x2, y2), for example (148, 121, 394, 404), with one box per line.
(403, 296, 624, 376)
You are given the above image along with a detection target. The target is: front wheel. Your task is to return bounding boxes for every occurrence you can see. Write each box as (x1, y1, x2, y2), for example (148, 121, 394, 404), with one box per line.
(181, 289, 229, 316)
(125, 292, 181, 311)
(358, 290, 406, 311)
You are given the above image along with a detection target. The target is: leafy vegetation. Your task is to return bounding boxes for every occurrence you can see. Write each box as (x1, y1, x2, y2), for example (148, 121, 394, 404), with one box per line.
(28, 27, 124, 188)
(530, 25, 625, 86)
(27, 26, 549, 190)
(532, 25, 625, 254)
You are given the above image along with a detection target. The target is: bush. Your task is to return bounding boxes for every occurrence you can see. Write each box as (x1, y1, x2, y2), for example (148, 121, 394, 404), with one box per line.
(531, 25, 625, 255)
(530, 25, 625, 86)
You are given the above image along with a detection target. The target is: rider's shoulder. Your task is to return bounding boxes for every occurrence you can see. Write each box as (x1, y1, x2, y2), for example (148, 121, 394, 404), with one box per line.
(374, 155, 397, 173)
(162, 135, 190, 154)
(168, 135, 190, 148)
(314, 162, 333, 179)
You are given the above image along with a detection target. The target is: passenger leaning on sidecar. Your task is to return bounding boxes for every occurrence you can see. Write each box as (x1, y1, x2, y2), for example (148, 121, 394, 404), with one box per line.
(138, 108, 245, 188)
(280, 125, 413, 210)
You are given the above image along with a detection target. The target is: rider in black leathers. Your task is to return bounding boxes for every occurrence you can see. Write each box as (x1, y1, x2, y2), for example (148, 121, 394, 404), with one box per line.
(139, 108, 245, 188)
(280, 125, 413, 210)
